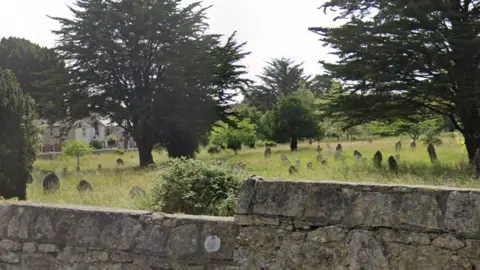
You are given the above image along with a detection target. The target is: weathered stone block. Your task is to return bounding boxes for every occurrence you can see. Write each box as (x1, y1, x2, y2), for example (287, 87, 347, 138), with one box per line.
(235, 178, 257, 215)
(0, 252, 20, 263)
(38, 243, 59, 253)
(0, 205, 13, 236)
(70, 216, 101, 246)
(347, 230, 388, 269)
(397, 193, 443, 230)
(344, 192, 397, 227)
(57, 246, 85, 263)
(432, 235, 465, 250)
(307, 226, 346, 243)
(445, 191, 480, 236)
(233, 215, 279, 226)
(251, 180, 308, 217)
(85, 250, 109, 263)
(109, 251, 133, 263)
(0, 240, 22, 251)
(200, 220, 237, 260)
(7, 207, 36, 239)
(101, 217, 142, 250)
(135, 225, 169, 253)
(166, 224, 199, 258)
(22, 242, 37, 254)
(376, 229, 431, 245)
(462, 240, 480, 259)
(32, 214, 55, 240)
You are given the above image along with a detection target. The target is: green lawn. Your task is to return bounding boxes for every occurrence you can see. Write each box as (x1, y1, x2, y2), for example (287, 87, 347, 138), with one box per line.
(28, 134, 479, 210)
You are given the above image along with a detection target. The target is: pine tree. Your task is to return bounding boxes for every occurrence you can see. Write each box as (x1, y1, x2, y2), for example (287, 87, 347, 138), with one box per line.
(310, 0, 480, 163)
(0, 69, 39, 200)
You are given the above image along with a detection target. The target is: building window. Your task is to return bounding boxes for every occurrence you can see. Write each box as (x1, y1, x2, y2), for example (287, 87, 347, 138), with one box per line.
(49, 127, 54, 137)
(50, 145, 54, 152)
(82, 127, 86, 137)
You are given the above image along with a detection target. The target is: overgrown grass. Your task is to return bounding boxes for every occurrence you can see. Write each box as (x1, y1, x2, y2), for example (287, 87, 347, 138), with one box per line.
(27, 134, 480, 211)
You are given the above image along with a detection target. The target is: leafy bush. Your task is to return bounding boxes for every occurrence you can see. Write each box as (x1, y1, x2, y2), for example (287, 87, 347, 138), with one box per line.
(150, 158, 242, 216)
(264, 140, 277, 147)
(207, 145, 221, 154)
(90, 139, 103, 150)
(115, 148, 125, 155)
(107, 135, 117, 146)
(62, 140, 93, 167)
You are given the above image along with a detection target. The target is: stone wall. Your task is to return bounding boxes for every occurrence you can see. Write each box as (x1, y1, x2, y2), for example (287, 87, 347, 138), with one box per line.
(2, 180, 480, 269)
(234, 179, 480, 269)
(0, 203, 237, 269)
(36, 148, 138, 160)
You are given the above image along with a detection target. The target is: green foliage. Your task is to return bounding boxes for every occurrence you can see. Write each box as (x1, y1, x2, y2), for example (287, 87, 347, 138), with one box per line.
(245, 57, 310, 111)
(207, 145, 222, 154)
(0, 37, 68, 122)
(420, 129, 443, 146)
(264, 141, 278, 147)
(311, 0, 480, 161)
(89, 139, 103, 150)
(62, 140, 92, 167)
(52, 0, 251, 166)
(269, 96, 321, 150)
(106, 135, 117, 145)
(209, 117, 257, 154)
(0, 69, 39, 200)
(150, 158, 242, 216)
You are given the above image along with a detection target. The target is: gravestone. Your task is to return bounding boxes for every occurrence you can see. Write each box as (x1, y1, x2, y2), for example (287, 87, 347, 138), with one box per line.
(288, 165, 298, 174)
(76, 166, 80, 173)
(309, 139, 313, 145)
(353, 150, 363, 160)
(373, 151, 383, 168)
(326, 143, 331, 150)
(116, 158, 124, 166)
(427, 143, 438, 163)
(306, 162, 313, 170)
(129, 186, 146, 198)
(395, 153, 400, 163)
(388, 156, 398, 172)
(316, 154, 323, 162)
(336, 144, 343, 152)
(395, 141, 402, 152)
(316, 145, 322, 153)
(264, 147, 271, 160)
(62, 167, 68, 175)
(77, 180, 93, 192)
(43, 173, 60, 193)
(280, 154, 290, 165)
(368, 139, 373, 143)
(97, 164, 102, 171)
(410, 140, 416, 150)
(321, 159, 327, 166)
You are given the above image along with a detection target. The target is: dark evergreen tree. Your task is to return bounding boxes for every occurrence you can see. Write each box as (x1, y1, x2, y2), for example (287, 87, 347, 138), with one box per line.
(310, 0, 480, 163)
(0, 69, 39, 200)
(269, 96, 320, 151)
(245, 57, 310, 111)
(0, 37, 68, 122)
(51, 0, 250, 167)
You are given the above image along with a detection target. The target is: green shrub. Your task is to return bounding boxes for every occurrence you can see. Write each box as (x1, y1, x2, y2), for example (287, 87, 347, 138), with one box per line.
(255, 140, 266, 147)
(90, 139, 103, 150)
(115, 148, 125, 155)
(207, 145, 221, 154)
(150, 158, 242, 216)
(264, 140, 277, 147)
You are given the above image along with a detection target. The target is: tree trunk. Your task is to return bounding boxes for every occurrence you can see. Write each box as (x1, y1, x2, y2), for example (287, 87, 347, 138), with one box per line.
(138, 142, 154, 168)
(463, 134, 480, 163)
(290, 136, 298, 151)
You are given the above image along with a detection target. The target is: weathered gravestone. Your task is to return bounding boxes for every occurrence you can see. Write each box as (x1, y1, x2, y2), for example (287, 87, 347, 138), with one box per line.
(97, 164, 102, 171)
(388, 156, 398, 172)
(306, 162, 313, 170)
(77, 180, 93, 193)
(288, 165, 298, 174)
(373, 151, 383, 168)
(264, 147, 272, 160)
(129, 186, 146, 198)
(368, 139, 373, 143)
(353, 150, 363, 160)
(395, 141, 402, 152)
(316, 154, 323, 162)
(280, 154, 290, 165)
(334, 151, 344, 161)
(321, 159, 327, 166)
(427, 143, 438, 163)
(116, 158, 124, 166)
(410, 140, 416, 150)
(336, 143, 343, 152)
(63, 167, 68, 175)
(395, 153, 400, 163)
(308, 139, 313, 145)
(316, 145, 322, 153)
(43, 173, 60, 193)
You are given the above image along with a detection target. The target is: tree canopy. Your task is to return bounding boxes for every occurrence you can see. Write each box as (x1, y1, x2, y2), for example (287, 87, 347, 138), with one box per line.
(0, 37, 68, 122)
(51, 0, 250, 167)
(310, 0, 480, 162)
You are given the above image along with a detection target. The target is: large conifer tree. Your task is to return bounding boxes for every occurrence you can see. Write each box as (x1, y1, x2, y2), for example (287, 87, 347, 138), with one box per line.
(0, 69, 39, 200)
(311, 0, 480, 163)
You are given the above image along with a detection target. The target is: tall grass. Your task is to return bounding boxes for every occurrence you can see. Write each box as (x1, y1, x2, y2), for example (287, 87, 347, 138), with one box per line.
(27, 134, 480, 211)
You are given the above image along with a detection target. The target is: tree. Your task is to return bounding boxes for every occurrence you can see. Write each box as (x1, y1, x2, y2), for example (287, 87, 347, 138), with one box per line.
(393, 117, 444, 142)
(269, 96, 320, 150)
(245, 57, 310, 111)
(209, 118, 256, 154)
(51, 0, 250, 167)
(310, 0, 480, 163)
(0, 69, 40, 200)
(62, 140, 92, 168)
(0, 37, 68, 122)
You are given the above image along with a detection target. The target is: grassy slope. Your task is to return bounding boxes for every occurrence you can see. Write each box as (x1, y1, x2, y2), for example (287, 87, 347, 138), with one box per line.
(28, 134, 478, 210)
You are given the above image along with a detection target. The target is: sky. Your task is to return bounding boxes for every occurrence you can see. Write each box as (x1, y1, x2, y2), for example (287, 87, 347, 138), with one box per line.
(0, 0, 339, 81)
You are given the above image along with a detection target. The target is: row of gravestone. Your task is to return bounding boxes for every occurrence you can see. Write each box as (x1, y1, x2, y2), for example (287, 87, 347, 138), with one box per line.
(274, 142, 440, 174)
(41, 172, 146, 197)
